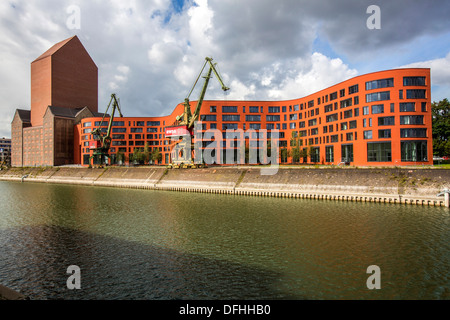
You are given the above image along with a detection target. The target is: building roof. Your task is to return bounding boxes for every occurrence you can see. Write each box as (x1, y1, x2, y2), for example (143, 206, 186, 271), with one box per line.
(32, 36, 78, 63)
(46, 106, 107, 119)
(14, 109, 31, 123)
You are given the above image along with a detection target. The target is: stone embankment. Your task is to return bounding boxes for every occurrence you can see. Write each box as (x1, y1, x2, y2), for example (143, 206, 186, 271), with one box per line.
(0, 166, 449, 207)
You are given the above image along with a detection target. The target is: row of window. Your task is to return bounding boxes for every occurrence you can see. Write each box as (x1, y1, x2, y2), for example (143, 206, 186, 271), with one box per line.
(286, 140, 427, 163)
(83, 121, 162, 128)
(365, 77, 426, 91)
(364, 128, 427, 139)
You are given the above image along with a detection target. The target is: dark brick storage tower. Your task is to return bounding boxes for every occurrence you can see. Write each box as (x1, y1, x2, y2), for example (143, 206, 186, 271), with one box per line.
(11, 35, 99, 167)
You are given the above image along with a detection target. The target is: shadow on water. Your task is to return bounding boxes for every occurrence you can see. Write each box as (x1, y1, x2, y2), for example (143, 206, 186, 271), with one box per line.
(0, 225, 302, 300)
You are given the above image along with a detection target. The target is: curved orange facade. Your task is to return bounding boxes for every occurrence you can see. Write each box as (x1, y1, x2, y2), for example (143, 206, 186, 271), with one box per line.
(76, 68, 433, 166)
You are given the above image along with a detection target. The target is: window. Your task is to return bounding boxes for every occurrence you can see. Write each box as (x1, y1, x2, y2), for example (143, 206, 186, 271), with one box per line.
(222, 123, 238, 130)
(330, 92, 338, 101)
(293, 105, 300, 111)
(364, 130, 373, 139)
(130, 128, 143, 133)
(342, 144, 353, 162)
(308, 118, 317, 126)
(403, 77, 426, 86)
(310, 147, 320, 163)
(83, 122, 92, 127)
(223, 115, 240, 121)
(354, 108, 359, 117)
(378, 116, 395, 126)
(308, 100, 314, 108)
(343, 110, 353, 119)
(400, 128, 427, 138)
(290, 114, 298, 121)
(249, 123, 261, 130)
(341, 122, 348, 131)
(400, 102, 415, 112)
(326, 114, 338, 123)
(147, 128, 158, 133)
(367, 142, 392, 162)
(365, 78, 394, 90)
(340, 89, 346, 97)
(210, 106, 216, 113)
(406, 89, 426, 99)
(349, 120, 357, 129)
(340, 98, 352, 109)
(378, 129, 391, 138)
(354, 96, 359, 105)
(349, 84, 359, 94)
(346, 132, 354, 141)
(399, 90, 404, 99)
(324, 104, 333, 113)
(366, 91, 390, 103)
(282, 106, 287, 113)
(371, 104, 384, 114)
(311, 128, 319, 135)
(200, 115, 217, 121)
(331, 135, 339, 143)
(112, 128, 127, 133)
(266, 123, 275, 130)
(290, 123, 296, 129)
(245, 115, 260, 122)
(83, 128, 92, 134)
(401, 141, 428, 162)
(95, 121, 109, 127)
(326, 146, 334, 162)
(390, 103, 395, 113)
(210, 123, 217, 129)
(136, 121, 145, 126)
(363, 106, 369, 115)
(266, 115, 280, 122)
(147, 121, 160, 126)
(421, 102, 427, 112)
(268, 106, 280, 113)
(400, 115, 424, 125)
(222, 106, 238, 113)
(249, 106, 259, 113)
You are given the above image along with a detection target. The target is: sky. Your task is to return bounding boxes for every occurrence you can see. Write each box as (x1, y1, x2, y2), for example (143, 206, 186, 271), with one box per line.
(1, 0, 450, 138)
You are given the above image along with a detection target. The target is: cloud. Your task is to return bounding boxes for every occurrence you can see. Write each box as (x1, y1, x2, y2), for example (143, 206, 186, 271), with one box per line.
(1, 0, 450, 139)
(399, 52, 450, 102)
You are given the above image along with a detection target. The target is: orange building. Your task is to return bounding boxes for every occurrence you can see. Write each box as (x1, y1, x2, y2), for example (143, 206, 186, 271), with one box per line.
(77, 68, 433, 167)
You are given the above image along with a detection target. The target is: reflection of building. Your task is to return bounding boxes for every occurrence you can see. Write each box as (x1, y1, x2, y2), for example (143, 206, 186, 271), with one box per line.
(0, 137, 11, 166)
(11, 36, 99, 167)
(12, 36, 434, 167)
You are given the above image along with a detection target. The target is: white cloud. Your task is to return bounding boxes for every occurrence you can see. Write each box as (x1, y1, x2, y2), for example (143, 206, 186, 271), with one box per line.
(0, 0, 450, 139)
(399, 51, 450, 102)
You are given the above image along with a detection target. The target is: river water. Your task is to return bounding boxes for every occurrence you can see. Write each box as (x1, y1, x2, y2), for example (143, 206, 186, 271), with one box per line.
(0, 181, 449, 300)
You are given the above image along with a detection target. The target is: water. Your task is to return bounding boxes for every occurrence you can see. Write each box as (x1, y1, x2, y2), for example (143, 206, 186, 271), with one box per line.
(0, 181, 449, 300)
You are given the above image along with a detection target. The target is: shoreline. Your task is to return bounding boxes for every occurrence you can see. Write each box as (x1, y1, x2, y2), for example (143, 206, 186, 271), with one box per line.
(1, 166, 449, 207)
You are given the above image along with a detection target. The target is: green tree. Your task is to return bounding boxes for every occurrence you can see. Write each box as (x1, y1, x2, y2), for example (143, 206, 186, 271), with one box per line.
(151, 148, 162, 164)
(143, 142, 150, 164)
(432, 98, 450, 156)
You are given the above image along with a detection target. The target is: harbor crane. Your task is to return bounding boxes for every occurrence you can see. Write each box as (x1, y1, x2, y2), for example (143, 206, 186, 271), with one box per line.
(165, 57, 230, 168)
(89, 93, 123, 167)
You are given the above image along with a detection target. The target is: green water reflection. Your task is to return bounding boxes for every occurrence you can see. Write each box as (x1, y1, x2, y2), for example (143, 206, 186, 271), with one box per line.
(0, 181, 449, 300)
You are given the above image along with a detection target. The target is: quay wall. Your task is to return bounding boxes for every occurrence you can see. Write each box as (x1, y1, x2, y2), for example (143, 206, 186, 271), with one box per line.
(0, 166, 449, 207)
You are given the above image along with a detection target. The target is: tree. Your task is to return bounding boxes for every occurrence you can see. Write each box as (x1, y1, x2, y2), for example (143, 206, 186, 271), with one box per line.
(151, 148, 162, 164)
(432, 98, 450, 156)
